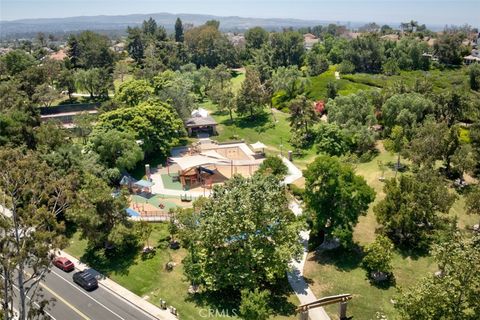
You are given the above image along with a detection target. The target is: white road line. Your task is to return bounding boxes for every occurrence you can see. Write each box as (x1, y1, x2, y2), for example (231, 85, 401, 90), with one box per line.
(50, 269, 127, 320)
(0, 274, 58, 320)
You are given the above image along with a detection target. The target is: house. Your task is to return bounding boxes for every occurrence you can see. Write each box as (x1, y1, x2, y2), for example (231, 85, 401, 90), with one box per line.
(185, 108, 218, 137)
(112, 42, 126, 53)
(49, 49, 67, 61)
(464, 49, 480, 65)
(303, 33, 319, 50)
(381, 34, 400, 42)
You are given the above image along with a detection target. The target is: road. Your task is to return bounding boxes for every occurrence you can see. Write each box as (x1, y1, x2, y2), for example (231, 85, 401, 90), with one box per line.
(9, 267, 157, 320)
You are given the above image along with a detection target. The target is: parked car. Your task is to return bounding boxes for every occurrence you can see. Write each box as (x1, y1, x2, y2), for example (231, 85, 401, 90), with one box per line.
(72, 271, 98, 291)
(53, 257, 75, 272)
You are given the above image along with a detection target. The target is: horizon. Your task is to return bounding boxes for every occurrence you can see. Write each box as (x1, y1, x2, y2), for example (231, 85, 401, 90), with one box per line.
(1, 0, 479, 27)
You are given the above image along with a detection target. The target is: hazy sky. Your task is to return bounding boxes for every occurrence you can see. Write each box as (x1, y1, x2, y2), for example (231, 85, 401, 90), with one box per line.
(1, 0, 479, 26)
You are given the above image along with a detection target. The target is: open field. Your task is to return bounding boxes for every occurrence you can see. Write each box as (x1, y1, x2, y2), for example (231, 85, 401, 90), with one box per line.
(303, 141, 477, 319)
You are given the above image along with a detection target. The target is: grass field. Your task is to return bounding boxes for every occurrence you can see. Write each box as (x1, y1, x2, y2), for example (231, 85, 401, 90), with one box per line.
(65, 223, 299, 320)
(303, 141, 476, 319)
(307, 66, 377, 101)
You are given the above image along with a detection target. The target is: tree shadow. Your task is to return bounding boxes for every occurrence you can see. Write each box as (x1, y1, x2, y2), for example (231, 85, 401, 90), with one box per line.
(220, 112, 272, 132)
(267, 277, 298, 317)
(186, 288, 240, 315)
(308, 244, 364, 272)
(79, 244, 140, 276)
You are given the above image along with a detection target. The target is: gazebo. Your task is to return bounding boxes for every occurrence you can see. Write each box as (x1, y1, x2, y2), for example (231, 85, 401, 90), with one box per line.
(250, 141, 266, 157)
(133, 179, 154, 193)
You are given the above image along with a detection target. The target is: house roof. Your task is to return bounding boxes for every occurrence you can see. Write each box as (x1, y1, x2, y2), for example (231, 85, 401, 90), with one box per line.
(134, 180, 154, 188)
(250, 141, 266, 150)
(170, 155, 230, 171)
(185, 115, 217, 128)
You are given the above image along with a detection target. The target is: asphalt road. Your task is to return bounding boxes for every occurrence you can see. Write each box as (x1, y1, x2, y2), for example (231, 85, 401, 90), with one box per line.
(9, 267, 157, 320)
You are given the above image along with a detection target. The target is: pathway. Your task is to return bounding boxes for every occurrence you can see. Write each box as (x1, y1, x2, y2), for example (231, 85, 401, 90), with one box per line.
(288, 201, 330, 320)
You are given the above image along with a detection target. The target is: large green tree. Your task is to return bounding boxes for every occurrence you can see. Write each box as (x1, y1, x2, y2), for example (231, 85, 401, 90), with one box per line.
(96, 99, 185, 155)
(236, 67, 266, 118)
(88, 129, 144, 172)
(181, 175, 303, 290)
(304, 155, 375, 246)
(67, 174, 137, 249)
(0, 148, 72, 320)
(374, 170, 456, 249)
(395, 232, 480, 319)
(115, 79, 154, 107)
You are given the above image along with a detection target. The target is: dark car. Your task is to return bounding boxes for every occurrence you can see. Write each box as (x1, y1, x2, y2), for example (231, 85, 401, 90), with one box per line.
(73, 271, 98, 291)
(53, 257, 75, 272)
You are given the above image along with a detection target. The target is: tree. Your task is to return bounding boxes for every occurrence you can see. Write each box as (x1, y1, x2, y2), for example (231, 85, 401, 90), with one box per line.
(269, 31, 305, 67)
(116, 79, 154, 107)
(469, 63, 480, 91)
(306, 51, 329, 76)
(174, 17, 184, 42)
(88, 129, 144, 172)
(395, 233, 480, 319)
(374, 170, 456, 249)
(113, 60, 129, 83)
(326, 81, 338, 100)
(245, 27, 269, 51)
(126, 27, 144, 64)
(289, 95, 316, 135)
(184, 23, 236, 67)
(239, 288, 271, 320)
(304, 155, 375, 246)
(216, 87, 236, 121)
(272, 66, 305, 100)
(465, 186, 480, 225)
(67, 174, 137, 249)
(32, 83, 59, 107)
(75, 68, 112, 98)
(326, 92, 376, 128)
(384, 125, 408, 174)
(383, 58, 400, 76)
(96, 99, 186, 155)
(73, 112, 94, 145)
(256, 156, 288, 178)
(314, 122, 352, 156)
(381, 93, 434, 135)
(236, 67, 265, 118)
(153, 71, 197, 120)
(434, 32, 464, 65)
(344, 34, 383, 73)
(0, 148, 72, 320)
(406, 118, 448, 169)
(67, 31, 114, 70)
(451, 144, 476, 178)
(58, 68, 76, 100)
(138, 220, 153, 248)
(181, 175, 303, 290)
(0, 50, 36, 75)
(362, 235, 394, 282)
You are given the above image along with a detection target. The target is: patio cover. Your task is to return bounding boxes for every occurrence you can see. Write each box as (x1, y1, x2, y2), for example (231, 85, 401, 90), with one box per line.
(134, 180, 154, 188)
(170, 155, 230, 171)
(250, 141, 267, 150)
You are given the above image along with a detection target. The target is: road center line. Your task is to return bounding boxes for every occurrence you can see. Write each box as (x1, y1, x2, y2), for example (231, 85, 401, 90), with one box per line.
(39, 282, 91, 320)
(50, 269, 127, 320)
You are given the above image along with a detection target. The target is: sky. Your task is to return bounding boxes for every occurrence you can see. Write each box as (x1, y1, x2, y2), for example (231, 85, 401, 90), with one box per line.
(1, 0, 479, 26)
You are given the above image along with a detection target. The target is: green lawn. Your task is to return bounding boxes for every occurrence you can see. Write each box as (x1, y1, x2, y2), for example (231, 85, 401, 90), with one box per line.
(65, 223, 299, 320)
(303, 141, 476, 320)
(307, 66, 376, 101)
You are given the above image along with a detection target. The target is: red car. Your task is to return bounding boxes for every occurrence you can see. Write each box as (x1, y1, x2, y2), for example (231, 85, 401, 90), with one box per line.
(53, 257, 75, 272)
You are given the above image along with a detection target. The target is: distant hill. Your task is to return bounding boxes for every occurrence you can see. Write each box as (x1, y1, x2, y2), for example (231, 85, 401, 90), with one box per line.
(0, 12, 367, 39)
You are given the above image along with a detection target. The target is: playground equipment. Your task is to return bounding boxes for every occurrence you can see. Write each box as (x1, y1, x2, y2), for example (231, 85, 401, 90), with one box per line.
(296, 294, 353, 320)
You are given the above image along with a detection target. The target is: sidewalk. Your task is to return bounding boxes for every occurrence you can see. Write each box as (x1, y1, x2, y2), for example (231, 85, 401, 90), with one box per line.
(59, 250, 177, 320)
(288, 201, 330, 320)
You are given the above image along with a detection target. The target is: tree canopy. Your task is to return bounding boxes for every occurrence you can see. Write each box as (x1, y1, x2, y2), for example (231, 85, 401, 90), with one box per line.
(304, 155, 375, 246)
(181, 175, 303, 291)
